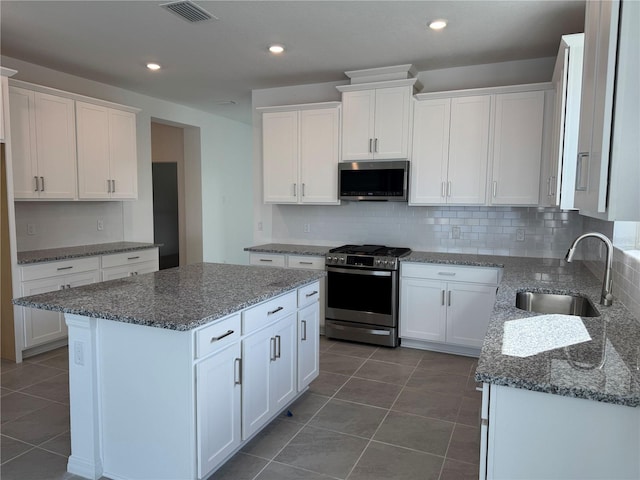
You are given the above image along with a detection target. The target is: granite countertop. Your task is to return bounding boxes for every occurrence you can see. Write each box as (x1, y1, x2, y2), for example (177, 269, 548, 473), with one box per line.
(13, 263, 325, 331)
(419, 254, 640, 407)
(245, 243, 334, 256)
(18, 242, 161, 265)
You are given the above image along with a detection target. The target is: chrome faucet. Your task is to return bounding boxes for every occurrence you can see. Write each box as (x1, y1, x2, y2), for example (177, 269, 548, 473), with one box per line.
(565, 232, 614, 306)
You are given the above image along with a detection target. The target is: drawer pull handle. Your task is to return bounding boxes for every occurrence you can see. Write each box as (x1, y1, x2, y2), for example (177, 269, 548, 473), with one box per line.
(210, 330, 234, 342)
(234, 358, 242, 385)
(301, 320, 307, 341)
(438, 272, 456, 276)
(267, 306, 283, 315)
(128, 256, 140, 260)
(57, 266, 73, 271)
(300, 261, 313, 265)
(259, 259, 273, 262)
(441, 290, 445, 306)
(305, 290, 318, 298)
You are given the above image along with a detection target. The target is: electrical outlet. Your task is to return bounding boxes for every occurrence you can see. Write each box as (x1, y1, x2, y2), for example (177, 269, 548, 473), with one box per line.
(516, 228, 526, 242)
(257, 221, 263, 232)
(303, 223, 311, 233)
(74, 341, 84, 366)
(27, 224, 37, 236)
(452, 226, 461, 239)
(97, 219, 104, 231)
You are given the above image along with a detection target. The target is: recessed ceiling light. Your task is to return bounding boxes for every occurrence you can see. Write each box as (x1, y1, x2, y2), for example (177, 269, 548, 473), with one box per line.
(146, 63, 162, 71)
(429, 19, 447, 30)
(269, 44, 285, 54)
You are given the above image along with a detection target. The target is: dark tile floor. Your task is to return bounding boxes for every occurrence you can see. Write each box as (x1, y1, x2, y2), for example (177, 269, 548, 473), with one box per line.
(1, 338, 482, 480)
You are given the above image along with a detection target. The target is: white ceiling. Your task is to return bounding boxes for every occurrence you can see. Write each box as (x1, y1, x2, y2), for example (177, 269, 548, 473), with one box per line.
(1, 1, 585, 124)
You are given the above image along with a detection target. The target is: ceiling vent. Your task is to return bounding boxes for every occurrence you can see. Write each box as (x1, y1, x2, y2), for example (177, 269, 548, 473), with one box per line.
(161, 1, 218, 23)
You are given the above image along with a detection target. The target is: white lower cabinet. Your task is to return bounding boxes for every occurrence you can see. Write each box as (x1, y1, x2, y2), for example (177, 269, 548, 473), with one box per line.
(196, 341, 241, 479)
(242, 312, 297, 440)
(400, 263, 500, 353)
(481, 383, 640, 479)
(297, 302, 320, 390)
(21, 258, 100, 349)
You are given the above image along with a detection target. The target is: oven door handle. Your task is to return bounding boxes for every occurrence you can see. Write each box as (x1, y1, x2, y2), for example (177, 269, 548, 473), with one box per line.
(326, 267, 392, 277)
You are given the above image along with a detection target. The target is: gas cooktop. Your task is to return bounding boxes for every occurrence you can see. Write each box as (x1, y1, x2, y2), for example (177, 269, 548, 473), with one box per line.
(325, 244, 411, 270)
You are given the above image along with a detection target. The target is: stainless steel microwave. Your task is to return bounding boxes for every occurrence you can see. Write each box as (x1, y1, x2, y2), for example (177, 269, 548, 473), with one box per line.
(339, 160, 409, 201)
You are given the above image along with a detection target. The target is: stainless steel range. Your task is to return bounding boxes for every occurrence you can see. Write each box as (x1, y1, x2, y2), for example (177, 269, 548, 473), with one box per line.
(325, 244, 411, 347)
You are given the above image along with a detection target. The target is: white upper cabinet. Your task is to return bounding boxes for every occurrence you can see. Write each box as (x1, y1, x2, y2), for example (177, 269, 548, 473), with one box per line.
(10, 87, 77, 200)
(340, 85, 412, 161)
(574, 0, 639, 220)
(76, 101, 138, 200)
(262, 103, 340, 205)
(411, 96, 490, 205)
(542, 34, 584, 209)
(489, 91, 545, 205)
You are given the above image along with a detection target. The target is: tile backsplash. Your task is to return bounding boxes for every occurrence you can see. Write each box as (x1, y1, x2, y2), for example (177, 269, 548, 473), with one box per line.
(272, 204, 584, 259)
(581, 217, 640, 321)
(15, 202, 124, 251)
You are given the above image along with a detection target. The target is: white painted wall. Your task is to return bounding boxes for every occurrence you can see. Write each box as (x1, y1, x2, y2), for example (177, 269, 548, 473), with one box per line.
(3, 56, 253, 265)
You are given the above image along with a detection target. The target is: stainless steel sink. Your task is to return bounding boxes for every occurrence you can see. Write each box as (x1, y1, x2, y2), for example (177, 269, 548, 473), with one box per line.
(515, 292, 600, 317)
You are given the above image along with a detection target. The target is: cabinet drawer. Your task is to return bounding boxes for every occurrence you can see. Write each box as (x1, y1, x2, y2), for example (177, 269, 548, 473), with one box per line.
(298, 281, 321, 308)
(195, 314, 241, 359)
(21, 256, 100, 281)
(249, 253, 286, 268)
(401, 262, 501, 285)
(101, 248, 158, 268)
(242, 291, 296, 334)
(287, 255, 324, 270)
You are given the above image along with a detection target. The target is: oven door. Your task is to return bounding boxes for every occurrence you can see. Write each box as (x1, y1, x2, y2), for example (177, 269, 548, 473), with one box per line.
(326, 266, 397, 327)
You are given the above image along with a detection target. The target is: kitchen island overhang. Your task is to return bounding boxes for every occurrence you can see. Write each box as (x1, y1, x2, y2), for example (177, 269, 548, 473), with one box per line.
(13, 263, 325, 480)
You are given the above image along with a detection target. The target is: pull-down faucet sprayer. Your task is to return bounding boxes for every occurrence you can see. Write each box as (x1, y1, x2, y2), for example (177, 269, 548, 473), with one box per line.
(565, 232, 614, 306)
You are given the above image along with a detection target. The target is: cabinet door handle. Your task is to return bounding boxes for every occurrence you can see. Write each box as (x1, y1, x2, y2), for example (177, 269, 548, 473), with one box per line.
(270, 337, 276, 361)
(447, 181, 451, 197)
(210, 330, 234, 343)
(67, 284, 71, 289)
(301, 320, 307, 341)
(40, 177, 45, 192)
(448, 290, 452, 307)
(234, 358, 242, 385)
(305, 290, 318, 297)
(111, 179, 116, 193)
(369, 138, 373, 153)
(575, 152, 589, 191)
(492, 181, 498, 198)
(438, 272, 456, 276)
(550, 176, 556, 196)
(293, 183, 297, 197)
(107, 179, 112, 193)
(374, 138, 379, 153)
(267, 306, 283, 315)
(57, 266, 73, 271)
(441, 290, 445, 306)
(302, 183, 305, 197)
(275, 335, 281, 358)
(441, 181, 446, 198)
(547, 177, 552, 197)
(34, 176, 39, 192)
(60, 285, 66, 290)
(128, 256, 140, 260)
(259, 258, 273, 262)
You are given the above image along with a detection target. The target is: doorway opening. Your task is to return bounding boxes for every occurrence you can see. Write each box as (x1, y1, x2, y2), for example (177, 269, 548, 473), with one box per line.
(151, 122, 184, 269)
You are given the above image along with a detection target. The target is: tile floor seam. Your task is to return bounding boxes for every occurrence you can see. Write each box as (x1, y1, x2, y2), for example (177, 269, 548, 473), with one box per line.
(267, 459, 344, 480)
(367, 438, 448, 460)
(3, 389, 69, 407)
(343, 352, 421, 480)
(437, 421, 458, 480)
(0, 443, 36, 466)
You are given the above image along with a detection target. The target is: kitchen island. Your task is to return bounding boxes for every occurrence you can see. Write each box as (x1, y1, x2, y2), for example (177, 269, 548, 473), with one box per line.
(13, 262, 325, 480)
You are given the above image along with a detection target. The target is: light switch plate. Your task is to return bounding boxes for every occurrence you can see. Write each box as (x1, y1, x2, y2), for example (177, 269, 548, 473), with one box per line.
(452, 226, 461, 239)
(516, 228, 525, 242)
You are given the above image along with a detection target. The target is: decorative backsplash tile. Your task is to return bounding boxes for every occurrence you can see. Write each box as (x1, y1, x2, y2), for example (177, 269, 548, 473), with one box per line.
(272, 204, 584, 259)
(581, 217, 640, 321)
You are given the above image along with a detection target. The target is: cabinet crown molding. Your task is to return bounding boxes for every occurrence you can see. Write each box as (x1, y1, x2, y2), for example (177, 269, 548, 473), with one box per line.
(1, 67, 18, 77)
(336, 78, 421, 93)
(414, 82, 553, 101)
(256, 101, 341, 113)
(9, 79, 141, 113)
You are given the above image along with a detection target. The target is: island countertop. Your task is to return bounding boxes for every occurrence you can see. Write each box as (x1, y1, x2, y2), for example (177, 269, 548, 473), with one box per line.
(13, 263, 325, 331)
(244, 243, 334, 256)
